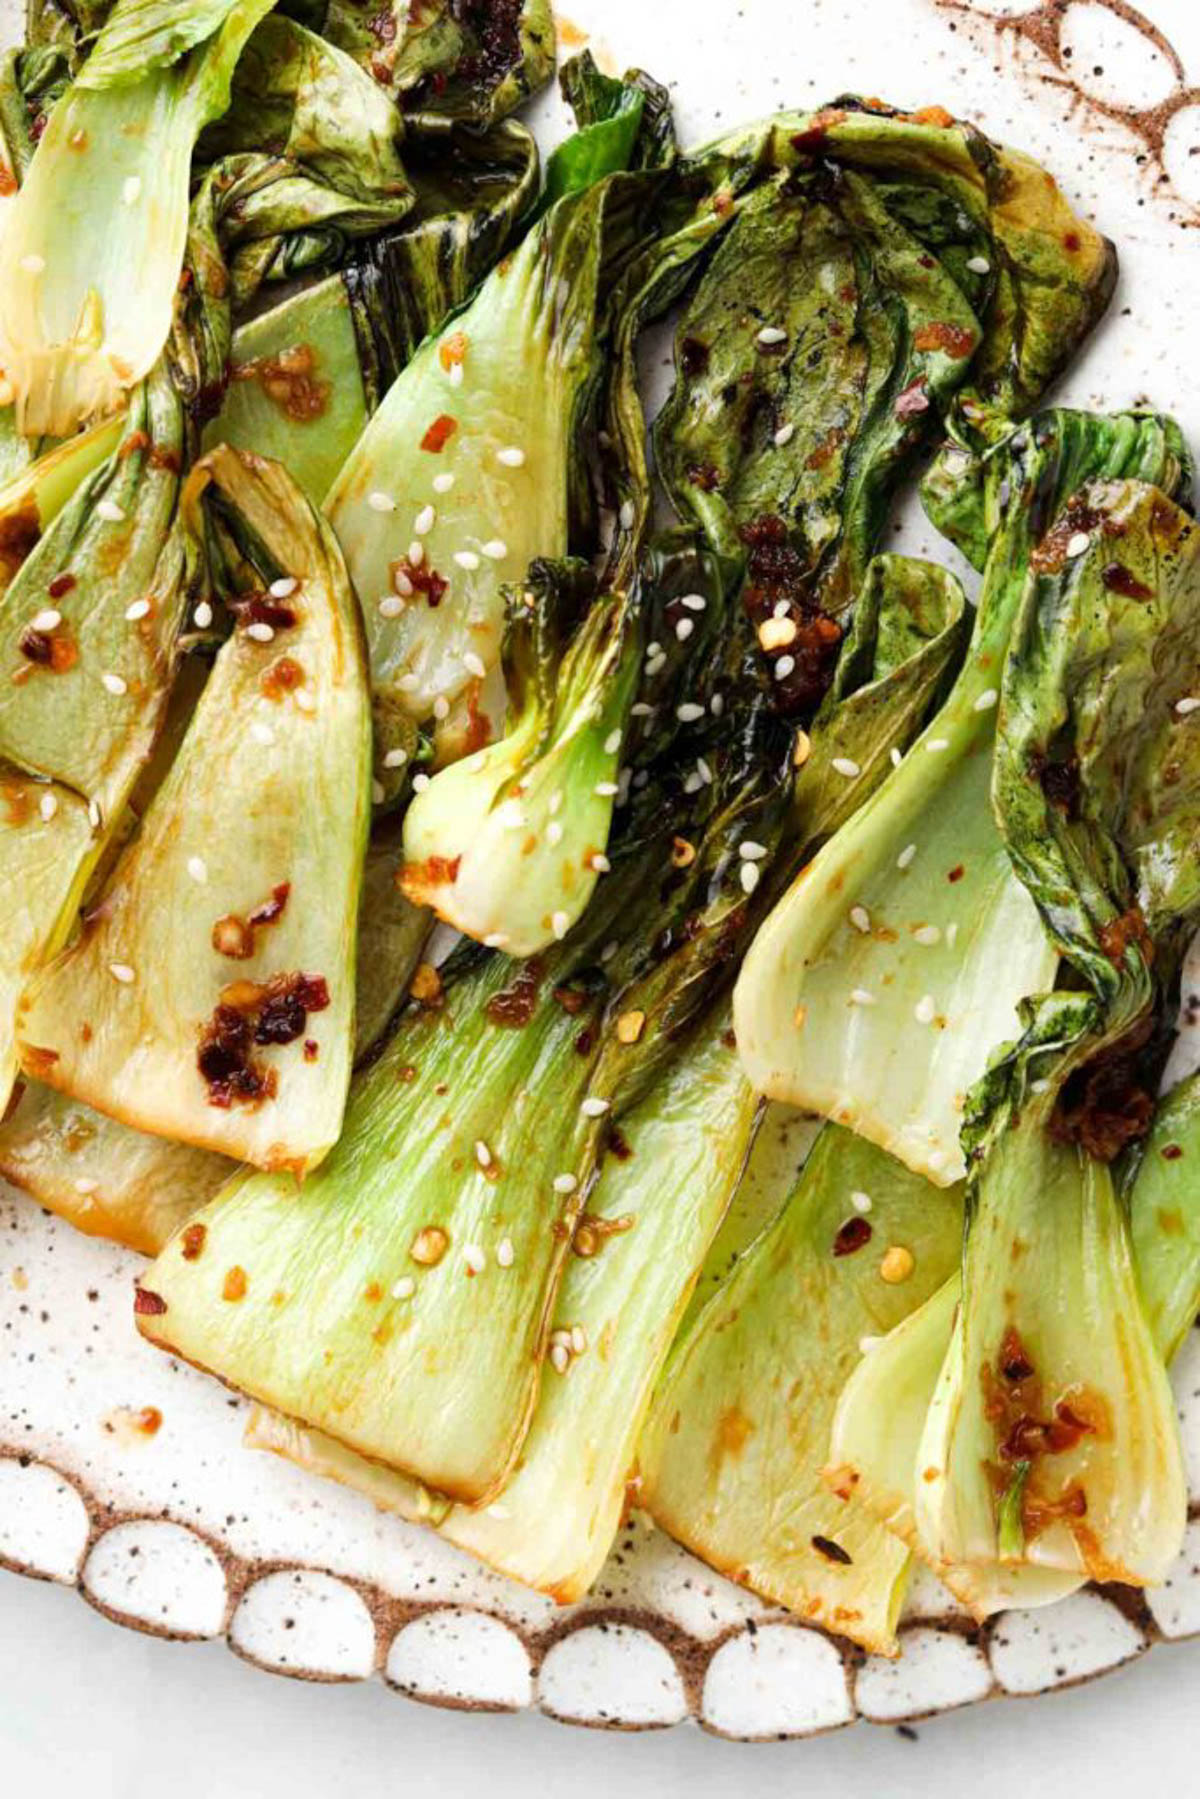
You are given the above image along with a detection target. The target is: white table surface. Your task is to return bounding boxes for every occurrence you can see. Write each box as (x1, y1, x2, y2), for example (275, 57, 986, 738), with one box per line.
(5, 1564, 1200, 1796)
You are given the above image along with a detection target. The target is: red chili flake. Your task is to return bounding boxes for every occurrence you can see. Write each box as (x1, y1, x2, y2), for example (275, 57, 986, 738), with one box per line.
(913, 322, 976, 359)
(999, 1325, 1035, 1384)
(438, 331, 468, 372)
(687, 463, 721, 491)
(118, 430, 151, 460)
(134, 1288, 167, 1316)
(180, 1223, 207, 1261)
(486, 959, 544, 1027)
(47, 572, 76, 599)
(1101, 562, 1153, 601)
(0, 163, 15, 196)
(391, 555, 448, 608)
(833, 1217, 873, 1257)
(1162, 1143, 1184, 1161)
(303, 1038, 319, 1062)
(134, 1406, 162, 1435)
(420, 413, 458, 453)
(248, 883, 290, 929)
(608, 1127, 633, 1162)
(810, 1535, 853, 1565)
(947, 864, 965, 883)
(260, 656, 305, 701)
(242, 593, 297, 631)
(1064, 231, 1082, 252)
(255, 975, 330, 1046)
(894, 378, 931, 419)
(679, 336, 710, 376)
(18, 627, 53, 665)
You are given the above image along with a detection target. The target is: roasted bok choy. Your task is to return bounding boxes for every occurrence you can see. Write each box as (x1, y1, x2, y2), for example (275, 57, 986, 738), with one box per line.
(4, 11, 1199, 1667)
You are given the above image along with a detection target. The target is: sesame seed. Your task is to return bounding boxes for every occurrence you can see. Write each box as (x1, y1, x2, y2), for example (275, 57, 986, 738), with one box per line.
(897, 843, 917, 869)
(570, 1325, 588, 1355)
(595, 781, 619, 797)
(553, 1173, 578, 1194)
(122, 175, 141, 205)
(681, 593, 706, 611)
(974, 688, 999, 712)
(550, 1343, 570, 1374)
(738, 843, 766, 864)
(379, 595, 405, 619)
(581, 1097, 610, 1118)
(125, 598, 150, 622)
(474, 1139, 492, 1169)
(740, 861, 760, 895)
(850, 1190, 872, 1214)
(96, 499, 125, 523)
(497, 446, 525, 467)
(269, 577, 298, 599)
(925, 738, 950, 753)
(710, 693, 724, 717)
(448, 360, 463, 389)
(757, 325, 788, 346)
(946, 922, 959, 947)
(697, 757, 713, 784)
(482, 539, 508, 560)
(604, 729, 622, 754)
(677, 702, 705, 722)
(74, 1177, 98, 1195)
(398, 672, 420, 692)
(774, 421, 796, 446)
(914, 994, 937, 1024)
(600, 941, 619, 962)
(187, 855, 208, 884)
(367, 490, 395, 512)
(433, 472, 455, 494)
(1030, 1077, 1051, 1095)
(39, 791, 57, 821)
(496, 1238, 515, 1268)
(383, 748, 407, 771)
(1176, 696, 1200, 716)
(546, 820, 563, 845)
(295, 690, 315, 713)
(19, 253, 45, 274)
(463, 1244, 486, 1274)
(914, 925, 941, 946)
(496, 799, 525, 830)
(246, 621, 274, 643)
(675, 618, 694, 641)
(631, 702, 654, 717)
(408, 540, 425, 567)
(551, 910, 569, 940)
(1066, 531, 1091, 559)
(793, 731, 811, 768)
(251, 721, 275, 746)
(109, 962, 135, 984)
(849, 905, 871, 933)
(619, 500, 635, 529)
(433, 695, 450, 720)
(850, 988, 876, 1007)
(392, 1277, 415, 1300)
(413, 504, 436, 536)
(831, 756, 860, 779)
(589, 852, 610, 873)
(31, 608, 61, 632)
(463, 650, 486, 678)
(683, 771, 703, 795)
(87, 799, 102, 829)
(549, 790, 563, 814)
(890, 746, 903, 768)
(101, 672, 127, 696)
(454, 550, 479, 570)
(774, 655, 796, 680)
(966, 255, 991, 274)
(371, 779, 385, 804)
(193, 601, 213, 629)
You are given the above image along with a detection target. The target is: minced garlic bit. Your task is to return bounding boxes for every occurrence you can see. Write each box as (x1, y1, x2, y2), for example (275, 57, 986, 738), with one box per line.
(671, 836, 696, 868)
(409, 962, 442, 1004)
(410, 1225, 449, 1266)
(880, 1245, 915, 1284)
(616, 1010, 646, 1045)
(758, 616, 797, 652)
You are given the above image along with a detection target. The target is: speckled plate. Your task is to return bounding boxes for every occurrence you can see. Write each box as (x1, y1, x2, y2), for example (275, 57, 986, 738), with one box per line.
(4, 0, 1200, 1742)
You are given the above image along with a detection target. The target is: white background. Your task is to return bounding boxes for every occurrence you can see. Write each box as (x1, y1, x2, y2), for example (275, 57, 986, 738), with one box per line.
(5, 0, 1200, 1790)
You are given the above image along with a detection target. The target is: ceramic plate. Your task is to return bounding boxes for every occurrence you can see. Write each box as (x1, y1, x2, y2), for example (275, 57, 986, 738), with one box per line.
(3, 0, 1200, 1741)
